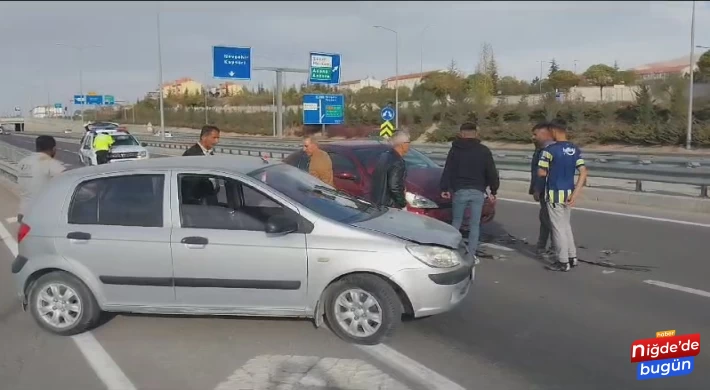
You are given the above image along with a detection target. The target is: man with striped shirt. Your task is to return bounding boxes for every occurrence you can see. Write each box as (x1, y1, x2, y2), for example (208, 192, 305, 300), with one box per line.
(537, 121, 588, 272)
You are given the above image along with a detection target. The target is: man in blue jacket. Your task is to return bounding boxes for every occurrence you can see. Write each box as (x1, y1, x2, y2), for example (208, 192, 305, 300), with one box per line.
(530, 123, 556, 257)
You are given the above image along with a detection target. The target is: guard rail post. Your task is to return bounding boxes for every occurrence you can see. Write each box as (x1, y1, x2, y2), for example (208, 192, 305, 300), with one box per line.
(635, 180, 643, 192)
(702, 185, 708, 198)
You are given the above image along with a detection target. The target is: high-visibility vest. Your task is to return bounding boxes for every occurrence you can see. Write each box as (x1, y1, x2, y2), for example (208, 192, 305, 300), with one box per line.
(93, 134, 114, 151)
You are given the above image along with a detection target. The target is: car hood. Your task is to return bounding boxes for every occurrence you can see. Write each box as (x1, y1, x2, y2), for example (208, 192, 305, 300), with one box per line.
(405, 167, 449, 204)
(111, 145, 145, 153)
(351, 208, 461, 249)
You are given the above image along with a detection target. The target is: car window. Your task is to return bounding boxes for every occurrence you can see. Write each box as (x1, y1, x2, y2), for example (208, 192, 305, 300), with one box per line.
(327, 152, 357, 173)
(68, 174, 164, 227)
(111, 134, 139, 146)
(353, 147, 439, 171)
(248, 164, 384, 223)
(178, 174, 287, 232)
(283, 151, 308, 171)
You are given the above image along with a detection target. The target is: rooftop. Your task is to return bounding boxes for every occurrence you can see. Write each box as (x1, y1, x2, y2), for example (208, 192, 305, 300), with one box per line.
(60, 155, 272, 180)
(382, 71, 440, 82)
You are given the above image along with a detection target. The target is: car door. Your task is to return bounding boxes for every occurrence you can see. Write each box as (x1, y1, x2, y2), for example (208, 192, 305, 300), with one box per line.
(327, 151, 364, 197)
(54, 172, 175, 307)
(169, 170, 308, 313)
(79, 134, 93, 165)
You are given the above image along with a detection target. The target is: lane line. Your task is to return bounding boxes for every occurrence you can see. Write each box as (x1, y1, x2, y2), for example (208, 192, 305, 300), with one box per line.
(356, 344, 466, 390)
(72, 333, 138, 390)
(6, 216, 17, 223)
(643, 280, 710, 299)
(0, 219, 18, 257)
(0, 220, 137, 390)
(499, 198, 710, 228)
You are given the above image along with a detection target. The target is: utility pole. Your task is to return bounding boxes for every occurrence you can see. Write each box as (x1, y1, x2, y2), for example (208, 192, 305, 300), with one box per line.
(374, 26, 399, 130)
(253, 67, 308, 137)
(156, 7, 166, 141)
(686, 0, 696, 150)
(56, 43, 100, 125)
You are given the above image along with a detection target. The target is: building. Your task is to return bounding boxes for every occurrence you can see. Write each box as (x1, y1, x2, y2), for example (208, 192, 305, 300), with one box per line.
(161, 78, 204, 97)
(336, 76, 382, 92)
(382, 71, 441, 90)
(632, 55, 701, 81)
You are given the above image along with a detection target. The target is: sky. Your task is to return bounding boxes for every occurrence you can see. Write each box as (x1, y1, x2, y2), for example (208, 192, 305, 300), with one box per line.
(0, 0, 709, 114)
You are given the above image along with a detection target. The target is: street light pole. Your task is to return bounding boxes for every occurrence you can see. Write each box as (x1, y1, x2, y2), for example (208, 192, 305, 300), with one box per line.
(56, 43, 99, 125)
(686, 0, 696, 150)
(156, 7, 166, 141)
(374, 25, 399, 130)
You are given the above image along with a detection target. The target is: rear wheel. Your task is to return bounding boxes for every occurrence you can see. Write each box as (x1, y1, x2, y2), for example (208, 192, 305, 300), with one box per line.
(324, 274, 402, 345)
(28, 271, 101, 336)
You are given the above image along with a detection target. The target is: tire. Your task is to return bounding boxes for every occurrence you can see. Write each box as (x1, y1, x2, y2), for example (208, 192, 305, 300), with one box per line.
(324, 274, 403, 345)
(28, 271, 101, 336)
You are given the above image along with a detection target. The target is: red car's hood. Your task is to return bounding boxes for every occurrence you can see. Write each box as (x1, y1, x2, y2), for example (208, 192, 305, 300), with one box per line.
(405, 167, 450, 205)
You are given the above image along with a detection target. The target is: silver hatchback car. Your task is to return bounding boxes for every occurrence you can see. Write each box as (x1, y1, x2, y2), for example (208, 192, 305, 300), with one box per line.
(11, 156, 476, 345)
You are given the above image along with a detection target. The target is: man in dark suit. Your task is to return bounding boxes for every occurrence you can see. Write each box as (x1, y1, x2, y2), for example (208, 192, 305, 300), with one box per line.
(183, 125, 220, 156)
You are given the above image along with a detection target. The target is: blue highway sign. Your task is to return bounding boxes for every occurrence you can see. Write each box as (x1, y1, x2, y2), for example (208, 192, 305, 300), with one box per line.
(380, 106, 395, 122)
(213, 46, 252, 80)
(86, 95, 104, 105)
(74, 95, 86, 105)
(303, 94, 345, 125)
(309, 52, 341, 85)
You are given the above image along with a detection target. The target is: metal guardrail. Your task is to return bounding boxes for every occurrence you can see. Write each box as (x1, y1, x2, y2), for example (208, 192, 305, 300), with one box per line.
(138, 140, 710, 198)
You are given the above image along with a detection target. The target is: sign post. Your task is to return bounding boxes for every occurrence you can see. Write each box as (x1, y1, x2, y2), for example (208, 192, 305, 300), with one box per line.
(308, 52, 341, 85)
(303, 94, 345, 136)
(379, 105, 395, 138)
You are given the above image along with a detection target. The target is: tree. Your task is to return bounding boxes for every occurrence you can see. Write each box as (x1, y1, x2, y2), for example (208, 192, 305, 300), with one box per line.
(488, 55, 499, 94)
(695, 50, 710, 82)
(614, 70, 638, 86)
(613, 60, 620, 72)
(548, 70, 580, 91)
(583, 64, 617, 100)
(497, 76, 530, 95)
(548, 58, 560, 77)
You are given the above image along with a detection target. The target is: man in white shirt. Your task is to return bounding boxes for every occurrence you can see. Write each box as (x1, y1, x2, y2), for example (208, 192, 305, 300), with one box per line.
(17, 136, 65, 223)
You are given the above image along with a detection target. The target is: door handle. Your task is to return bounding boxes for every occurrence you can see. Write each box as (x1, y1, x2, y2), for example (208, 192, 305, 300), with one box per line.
(181, 236, 208, 246)
(67, 232, 91, 240)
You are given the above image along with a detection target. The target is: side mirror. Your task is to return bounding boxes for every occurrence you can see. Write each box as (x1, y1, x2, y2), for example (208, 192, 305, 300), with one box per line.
(265, 215, 299, 235)
(335, 172, 358, 181)
(141, 142, 147, 147)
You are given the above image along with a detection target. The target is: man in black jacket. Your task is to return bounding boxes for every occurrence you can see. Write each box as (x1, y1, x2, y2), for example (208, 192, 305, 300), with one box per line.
(370, 131, 410, 209)
(183, 125, 220, 156)
(440, 122, 500, 255)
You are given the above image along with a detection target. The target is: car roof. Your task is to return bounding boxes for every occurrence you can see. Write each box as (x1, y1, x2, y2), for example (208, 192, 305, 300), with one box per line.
(323, 140, 390, 150)
(59, 155, 272, 180)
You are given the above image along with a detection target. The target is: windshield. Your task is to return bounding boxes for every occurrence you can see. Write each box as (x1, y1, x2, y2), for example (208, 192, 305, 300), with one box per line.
(248, 164, 385, 223)
(111, 134, 139, 146)
(353, 147, 439, 171)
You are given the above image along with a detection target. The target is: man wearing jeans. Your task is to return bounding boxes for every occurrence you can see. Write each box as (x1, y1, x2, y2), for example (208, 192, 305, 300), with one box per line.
(440, 122, 500, 256)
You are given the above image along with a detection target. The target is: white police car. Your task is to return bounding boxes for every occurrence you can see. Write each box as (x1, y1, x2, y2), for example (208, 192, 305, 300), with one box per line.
(79, 129, 150, 166)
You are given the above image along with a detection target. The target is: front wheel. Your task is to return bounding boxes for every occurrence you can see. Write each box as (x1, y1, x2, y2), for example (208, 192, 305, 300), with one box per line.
(324, 274, 403, 345)
(28, 271, 101, 336)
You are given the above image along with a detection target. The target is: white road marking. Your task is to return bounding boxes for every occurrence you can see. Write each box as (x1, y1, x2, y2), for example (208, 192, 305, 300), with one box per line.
(480, 243, 514, 252)
(0, 220, 136, 390)
(499, 198, 710, 228)
(357, 344, 466, 390)
(214, 354, 409, 390)
(72, 333, 137, 390)
(0, 219, 18, 257)
(643, 280, 710, 299)
(5, 216, 17, 223)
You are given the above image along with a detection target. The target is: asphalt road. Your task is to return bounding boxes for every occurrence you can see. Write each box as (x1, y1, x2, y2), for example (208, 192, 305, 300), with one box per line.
(1, 135, 709, 389)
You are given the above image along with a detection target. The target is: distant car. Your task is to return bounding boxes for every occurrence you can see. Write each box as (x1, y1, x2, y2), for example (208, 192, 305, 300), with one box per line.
(79, 130, 150, 166)
(12, 156, 475, 345)
(283, 141, 496, 230)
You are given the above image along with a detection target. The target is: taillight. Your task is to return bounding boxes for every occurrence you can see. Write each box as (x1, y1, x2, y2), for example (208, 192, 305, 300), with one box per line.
(17, 223, 31, 243)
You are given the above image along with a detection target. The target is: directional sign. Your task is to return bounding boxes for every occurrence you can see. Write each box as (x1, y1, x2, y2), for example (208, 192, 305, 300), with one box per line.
(73, 95, 86, 105)
(302, 94, 345, 125)
(380, 121, 394, 138)
(213, 46, 252, 80)
(54, 103, 62, 109)
(103, 95, 115, 106)
(86, 95, 104, 105)
(308, 52, 341, 85)
(380, 106, 395, 122)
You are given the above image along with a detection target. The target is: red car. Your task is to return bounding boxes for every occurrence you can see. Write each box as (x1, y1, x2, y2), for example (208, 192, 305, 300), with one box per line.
(283, 140, 495, 229)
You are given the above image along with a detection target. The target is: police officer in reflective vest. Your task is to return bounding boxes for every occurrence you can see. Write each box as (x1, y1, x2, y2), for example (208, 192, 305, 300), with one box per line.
(93, 133, 114, 165)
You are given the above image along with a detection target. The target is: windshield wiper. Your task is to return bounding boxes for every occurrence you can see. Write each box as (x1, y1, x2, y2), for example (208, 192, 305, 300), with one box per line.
(312, 185, 382, 211)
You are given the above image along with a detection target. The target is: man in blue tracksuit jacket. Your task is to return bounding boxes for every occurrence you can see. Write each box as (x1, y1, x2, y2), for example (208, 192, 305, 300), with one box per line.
(529, 123, 556, 256)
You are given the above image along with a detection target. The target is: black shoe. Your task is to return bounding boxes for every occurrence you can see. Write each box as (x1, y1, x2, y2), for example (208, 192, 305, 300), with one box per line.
(546, 261, 570, 272)
(569, 257, 579, 268)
